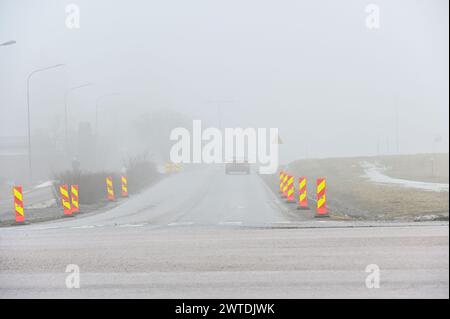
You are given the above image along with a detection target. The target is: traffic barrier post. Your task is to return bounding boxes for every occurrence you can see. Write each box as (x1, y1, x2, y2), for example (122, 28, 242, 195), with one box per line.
(287, 175, 295, 203)
(279, 171, 284, 193)
(106, 176, 115, 201)
(13, 186, 25, 223)
(297, 176, 309, 210)
(315, 178, 329, 218)
(60, 184, 72, 216)
(121, 176, 128, 197)
(70, 185, 79, 213)
(282, 174, 289, 198)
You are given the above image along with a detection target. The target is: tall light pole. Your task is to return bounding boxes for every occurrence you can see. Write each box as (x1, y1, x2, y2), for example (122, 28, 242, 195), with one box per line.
(64, 83, 93, 152)
(0, 40, 16, 47)
(95, 93, 119, 137)
(206, 100, 235, 130)
(26, 64, 65, 182)
(395, 104, 400, 154)
(94, 93, 118, 170)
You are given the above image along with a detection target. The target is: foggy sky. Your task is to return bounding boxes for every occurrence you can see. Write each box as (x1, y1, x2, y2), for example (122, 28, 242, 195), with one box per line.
(0, 0, 448, 164)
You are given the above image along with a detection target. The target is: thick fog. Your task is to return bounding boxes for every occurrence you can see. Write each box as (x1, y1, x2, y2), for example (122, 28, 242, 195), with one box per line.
(0, 0, 448, 177)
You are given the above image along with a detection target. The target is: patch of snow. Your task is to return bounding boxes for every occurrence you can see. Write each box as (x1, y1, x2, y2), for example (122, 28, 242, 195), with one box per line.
(414, 215, 441, 222)
(25, 199, 56, 209)
(34, 180, 54, 189)
(360, 161, 449, 192)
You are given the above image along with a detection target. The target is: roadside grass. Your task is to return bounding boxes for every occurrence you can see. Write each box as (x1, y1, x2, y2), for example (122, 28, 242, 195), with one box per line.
(283, 153, 449, 221)
(376, 153, 448, 183)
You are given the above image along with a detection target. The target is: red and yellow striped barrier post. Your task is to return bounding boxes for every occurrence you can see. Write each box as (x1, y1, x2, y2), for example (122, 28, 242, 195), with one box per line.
(106, 176, 115, 201)
(280, 172, 285, 195)
(287, 175, 295, 203)
(282, 173, 289, 198)
(316, 178, 329, 217)
(70, 185, 79, 214)
(279, 171, 284, 193)
(13, 186, 25, 223)
(60, 184, 72, 216)
(121, 176, 128, 197)
(297, 176, 309, 210)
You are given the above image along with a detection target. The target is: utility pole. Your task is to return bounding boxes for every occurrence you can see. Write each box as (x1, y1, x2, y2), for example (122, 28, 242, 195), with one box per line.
(395, 102, 400, 154)
(94, 93, 119, 169)
(64, 83, 93, 154)
(386, 137, 390, 154)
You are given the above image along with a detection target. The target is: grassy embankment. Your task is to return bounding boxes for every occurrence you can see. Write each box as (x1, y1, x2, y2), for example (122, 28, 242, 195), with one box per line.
(270, 154, 449, 221)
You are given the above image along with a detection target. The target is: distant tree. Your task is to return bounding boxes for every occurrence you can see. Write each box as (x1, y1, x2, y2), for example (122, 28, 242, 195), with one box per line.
(133, 109, 191, 162)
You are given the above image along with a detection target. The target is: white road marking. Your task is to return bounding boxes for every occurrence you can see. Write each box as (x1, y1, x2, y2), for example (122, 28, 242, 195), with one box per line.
(219, 221, 243, 226)
(71, 225, 95, 229)
(118, 223, 146, 228)
(167, 222, 194, 227)
(32, 226, 63, 230)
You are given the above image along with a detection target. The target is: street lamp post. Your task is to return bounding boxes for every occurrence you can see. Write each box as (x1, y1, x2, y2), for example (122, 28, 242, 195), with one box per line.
(26, 64, 65, 182)
(95, 93, 119, 137)
(206, 100, 235, 130)
(94, 93, 118, 170)
(64, 83, 93, 152)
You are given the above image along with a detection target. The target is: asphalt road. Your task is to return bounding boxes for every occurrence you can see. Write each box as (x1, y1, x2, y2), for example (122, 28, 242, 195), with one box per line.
(0, 167, 448, 298)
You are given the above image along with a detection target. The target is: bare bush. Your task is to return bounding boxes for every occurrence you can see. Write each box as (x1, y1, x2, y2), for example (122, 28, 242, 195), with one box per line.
(52, 157, 159, 205)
